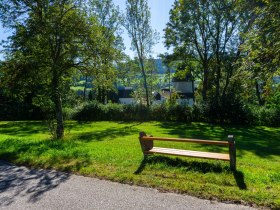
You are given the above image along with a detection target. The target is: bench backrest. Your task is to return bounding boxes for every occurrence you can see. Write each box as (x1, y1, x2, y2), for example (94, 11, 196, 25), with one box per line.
(140, 136, 229, 146)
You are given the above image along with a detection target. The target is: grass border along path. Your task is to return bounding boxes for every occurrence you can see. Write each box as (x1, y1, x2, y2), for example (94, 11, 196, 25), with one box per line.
(0, 121, 279, 209)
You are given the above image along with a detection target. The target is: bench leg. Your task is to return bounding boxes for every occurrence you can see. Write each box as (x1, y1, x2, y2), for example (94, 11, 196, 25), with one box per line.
(228, 135, 236, 171)
(139, 132, 153, 155)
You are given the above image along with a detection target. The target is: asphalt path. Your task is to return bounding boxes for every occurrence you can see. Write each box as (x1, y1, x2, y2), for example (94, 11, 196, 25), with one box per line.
(0, 160, 256, 210)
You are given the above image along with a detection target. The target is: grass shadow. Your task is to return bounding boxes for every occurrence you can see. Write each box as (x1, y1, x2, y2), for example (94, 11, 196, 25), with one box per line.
(74, 125, 140, 142)
(135, 155, 247, 190)
(0, 121, 48, 137)
(0, 138, 92, 172)
(233, 170, 247, 190)
(134, 155, 228, 174)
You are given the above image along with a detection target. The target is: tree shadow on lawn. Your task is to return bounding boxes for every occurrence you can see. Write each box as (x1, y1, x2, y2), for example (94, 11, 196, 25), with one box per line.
(134, 156, 247, 190)
(0, 161, 70, 207)
(73, 124, 141, 142)
(0, 121, 141, 142)
(0, 121, 48, 137)
(156, 122, 280, 159)
(0, 138, 92, 172)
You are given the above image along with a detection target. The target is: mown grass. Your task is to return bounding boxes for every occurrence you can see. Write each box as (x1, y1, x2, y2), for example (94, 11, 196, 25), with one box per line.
(0, 121, 279, 209)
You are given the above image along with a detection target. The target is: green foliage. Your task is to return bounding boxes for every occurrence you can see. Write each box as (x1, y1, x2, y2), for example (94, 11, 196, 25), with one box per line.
(247, 105, 280, 127)
(84, 0, 124, 104)
(266, 90, 280, 109)
(240, 1, 280, 77)
(72, 101, 192, 122)
(164, 0, 280, 127)
(237, 1, 280, 106)
(164, 0, 245, 101)
(0, 91, 43, 120)
(0, 0, 113, 138)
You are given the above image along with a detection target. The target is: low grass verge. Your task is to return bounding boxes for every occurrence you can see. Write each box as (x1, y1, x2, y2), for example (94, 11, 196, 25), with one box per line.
(0, 121, 279, 209)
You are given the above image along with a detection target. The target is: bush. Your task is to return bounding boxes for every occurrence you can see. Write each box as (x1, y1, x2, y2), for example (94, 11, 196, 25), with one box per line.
(72, 101, 192, 122)
(70, 100, 280, 126)
(149, 104, 169, 121)
(63, 107, 76, 120)
(0, 93, 44, 120)
(192, 94, 250, 125)
(247, 106, 280, 127)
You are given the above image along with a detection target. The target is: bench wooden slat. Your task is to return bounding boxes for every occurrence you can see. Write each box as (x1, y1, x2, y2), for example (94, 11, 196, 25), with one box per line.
(146, 147, 230, 161)
(141, 136, 229, 146)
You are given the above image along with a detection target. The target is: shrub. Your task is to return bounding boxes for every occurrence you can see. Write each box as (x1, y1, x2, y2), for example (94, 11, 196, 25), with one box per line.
(63, 107, 76, 120)
(247, 105, 280, 127)
(71, 100, 279, 126)
(73, 101, 193, 122)
(149, 104, 169, 121)
(73, 101, 102, 121)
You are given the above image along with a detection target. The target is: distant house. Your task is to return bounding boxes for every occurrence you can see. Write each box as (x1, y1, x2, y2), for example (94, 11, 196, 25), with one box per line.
(152, 91, 167, 104)
(118, 86, 135, 105)
(172, 73, 195, 106)
(273, 76, 280, 84)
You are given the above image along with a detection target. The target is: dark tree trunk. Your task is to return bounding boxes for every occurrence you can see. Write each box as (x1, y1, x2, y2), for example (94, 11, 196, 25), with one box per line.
(102, 87, 106, 104)
(52, 70, 64, 139)
(83, 75, 88, 101)
(54, 92, 64, 139)
(215, 63, 221, 103)
(202, 62, 209, 101)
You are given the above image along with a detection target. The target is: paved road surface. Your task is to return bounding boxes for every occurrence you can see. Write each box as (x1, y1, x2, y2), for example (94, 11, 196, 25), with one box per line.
(0, 161, 256, 210)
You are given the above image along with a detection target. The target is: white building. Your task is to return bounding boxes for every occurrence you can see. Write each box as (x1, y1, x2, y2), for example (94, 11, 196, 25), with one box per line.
(172, 73, 195, 106)
(118, 87, 135, 105)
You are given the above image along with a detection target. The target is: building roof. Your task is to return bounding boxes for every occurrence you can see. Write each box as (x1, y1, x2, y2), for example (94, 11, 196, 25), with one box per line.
(118, 87, 133, 98)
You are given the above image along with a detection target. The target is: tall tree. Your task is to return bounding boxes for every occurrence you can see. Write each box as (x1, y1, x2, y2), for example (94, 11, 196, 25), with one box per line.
(164, 0, 246, 102)
(85, 0, 124, 104)
(124, 0, 158, 106)
(0, 0, 104, 138)
(239, 0, 280, 105)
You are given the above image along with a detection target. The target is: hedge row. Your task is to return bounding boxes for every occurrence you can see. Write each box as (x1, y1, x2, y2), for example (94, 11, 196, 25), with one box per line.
(71, 101, 192, 122)
(70, 101, 280, 126)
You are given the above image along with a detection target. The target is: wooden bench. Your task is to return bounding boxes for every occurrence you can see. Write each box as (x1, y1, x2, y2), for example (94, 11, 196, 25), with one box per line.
(139, 132, 236, 171)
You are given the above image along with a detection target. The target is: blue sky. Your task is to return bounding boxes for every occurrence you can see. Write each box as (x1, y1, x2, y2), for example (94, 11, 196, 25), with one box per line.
(0, 0, 174, 59)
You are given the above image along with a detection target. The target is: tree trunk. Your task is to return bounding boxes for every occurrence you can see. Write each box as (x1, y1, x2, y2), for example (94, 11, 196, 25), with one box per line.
(97, 87, 101, 102)
(139, 57, 149, 107)
(54, 92, 64, 139)
(215, 63, 221, 103)
(255, 81, 264, 106)
(102, 87, 106, 104)
(83, 75, 88, 101)
(202, 62, 209, 101)
(52, 70, 64, 139)
(168, 67, 171, 101)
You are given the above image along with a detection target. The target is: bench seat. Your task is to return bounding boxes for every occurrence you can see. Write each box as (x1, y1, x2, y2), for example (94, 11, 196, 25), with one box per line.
(145, 147, 230, 161)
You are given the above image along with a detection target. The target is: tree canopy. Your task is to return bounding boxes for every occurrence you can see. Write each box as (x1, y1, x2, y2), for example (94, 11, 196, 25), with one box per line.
(0, 0, 108, 138)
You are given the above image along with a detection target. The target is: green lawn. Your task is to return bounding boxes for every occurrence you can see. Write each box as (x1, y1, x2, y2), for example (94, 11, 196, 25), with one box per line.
(0, 121, 279, 209)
